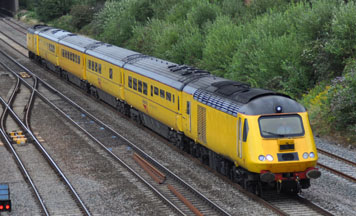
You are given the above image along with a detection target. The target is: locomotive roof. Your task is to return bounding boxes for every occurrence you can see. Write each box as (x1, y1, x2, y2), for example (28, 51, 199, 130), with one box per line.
(60, 34, 98, 52)
(29, 26, 306, 116)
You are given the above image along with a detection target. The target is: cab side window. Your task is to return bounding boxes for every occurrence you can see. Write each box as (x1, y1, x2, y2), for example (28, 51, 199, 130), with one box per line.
(109, 68, 113, 79)
(128, 76, 132, 88)
(133, 78, 137, 90)
(143, 82, 147, 95)
(138, 80, 142, 93)
(160, 89, 165, 98)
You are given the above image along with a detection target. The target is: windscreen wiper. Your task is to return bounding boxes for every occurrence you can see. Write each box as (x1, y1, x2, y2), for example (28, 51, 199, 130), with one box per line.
(262, 130, 285, 137)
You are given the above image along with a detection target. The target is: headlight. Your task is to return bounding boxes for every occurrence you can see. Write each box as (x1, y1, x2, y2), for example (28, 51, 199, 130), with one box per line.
(303, 152, 309, 159)
(258, 155, 265, 161)
(309, 152, 315, 158)
(266, 154, 274, 161)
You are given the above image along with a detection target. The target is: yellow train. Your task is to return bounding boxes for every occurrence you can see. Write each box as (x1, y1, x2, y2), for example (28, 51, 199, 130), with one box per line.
(27, 25, 321, 194)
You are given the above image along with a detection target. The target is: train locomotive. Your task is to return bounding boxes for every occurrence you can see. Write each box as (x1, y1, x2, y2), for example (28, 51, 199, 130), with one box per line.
(27, 25, 321, 194)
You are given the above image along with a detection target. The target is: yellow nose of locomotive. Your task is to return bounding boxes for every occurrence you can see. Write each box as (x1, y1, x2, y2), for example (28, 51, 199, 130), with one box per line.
(244, 112, 319, 175)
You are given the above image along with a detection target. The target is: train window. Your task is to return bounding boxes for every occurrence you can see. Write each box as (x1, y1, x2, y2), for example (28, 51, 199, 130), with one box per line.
(173, 95, 175, 103)
(91, 61, 94, 70)
(160, 89, 165, 98)
(78, 56, 80, 64)
(243, 119, 249, 142)
(74, 55, 77, 63)
(150, 86, 153, 96)
(154, 87, 158, 95)
(109, 68, 113, 79)
(178, 96, 180, 110)
(133, 78, 137, 90)
(70, 53, 73, 61)
(128, 76, 132, 88)
(88, 60, 91, 69)
(186, 101, 190, 114)
(99, 64, 102, 74)
(143, 83, 147, 95)
(166, 92, 171, 101)
(138, 80, 142, 93)
(62, 49, 64, 57)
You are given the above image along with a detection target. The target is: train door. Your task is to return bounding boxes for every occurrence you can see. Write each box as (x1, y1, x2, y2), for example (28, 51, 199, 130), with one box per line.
(237, 117, 242, 158)
(186, 101, 191, 132)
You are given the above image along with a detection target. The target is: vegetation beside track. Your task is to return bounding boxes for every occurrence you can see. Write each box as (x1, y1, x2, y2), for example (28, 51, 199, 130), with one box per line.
(17, 0, 356, 146)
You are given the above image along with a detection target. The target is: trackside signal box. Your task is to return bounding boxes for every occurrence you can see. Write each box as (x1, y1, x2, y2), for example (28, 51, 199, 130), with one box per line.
(0, 184, 11, 212)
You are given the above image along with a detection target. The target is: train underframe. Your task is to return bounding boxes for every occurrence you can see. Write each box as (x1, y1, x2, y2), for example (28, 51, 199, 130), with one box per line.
(30, 51, 315, 196)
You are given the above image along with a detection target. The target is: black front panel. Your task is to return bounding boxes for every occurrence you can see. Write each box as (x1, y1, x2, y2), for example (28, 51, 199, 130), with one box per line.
(280, 144, 295, 151)
(277, 152, 299, 161)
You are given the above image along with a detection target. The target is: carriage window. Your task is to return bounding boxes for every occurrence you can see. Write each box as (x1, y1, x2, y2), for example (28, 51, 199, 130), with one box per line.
(166, 92, 171, 101)
(154, 87, 159, 95)
(160, 89, 165, 98)
(138, 80, 142, 93)
(99, 64, 102, 74)
(173, 95, 175, 103)
(91, 61, 94, 70)
(74, 55, 77, 63)
(150, 86, 153, 96)
(88, 60, 91, 69)
(70, 53, 73, 61)
(128, 76, 132, 88)
(95, 63, 98, 72)
(78, 56, 80, 64)
(143, 82, 147, 95)
(109, 68, 113, 79)
(133, 78, 137, 90)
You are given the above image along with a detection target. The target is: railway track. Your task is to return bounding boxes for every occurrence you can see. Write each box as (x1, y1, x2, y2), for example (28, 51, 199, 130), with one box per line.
(316, 148, 356, 183)
(0, 15, 341, 215)
(260, 192, 333, 216)
(0, 55, 91, 215)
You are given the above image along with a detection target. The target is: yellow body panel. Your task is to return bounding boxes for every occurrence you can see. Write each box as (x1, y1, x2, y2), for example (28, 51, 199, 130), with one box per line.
(57, 44, 85, 79)
(240, 112, 317, 173)
(38, 36, 58, 66)
(26, 33, 35, 53)
(85, 55, 122, 100)
(124, 70, 182, 131)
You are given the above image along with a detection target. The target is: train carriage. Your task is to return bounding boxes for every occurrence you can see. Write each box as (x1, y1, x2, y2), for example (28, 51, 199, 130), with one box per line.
(58, 34, 97, 87)
(27, 25, 321, 194)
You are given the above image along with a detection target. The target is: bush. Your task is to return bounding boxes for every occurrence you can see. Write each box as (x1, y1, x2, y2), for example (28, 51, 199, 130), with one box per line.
(327, 59, 356, 131)
(70, 4, 95, 29)
(326, 1, 356, 58)
(35, 0, 74, 22)
(201, 16, 240, 77)
(50, 15, 77, 32)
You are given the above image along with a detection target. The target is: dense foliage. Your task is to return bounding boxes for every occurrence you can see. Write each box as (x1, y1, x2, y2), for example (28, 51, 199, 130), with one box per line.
(19, 0, 356, 142)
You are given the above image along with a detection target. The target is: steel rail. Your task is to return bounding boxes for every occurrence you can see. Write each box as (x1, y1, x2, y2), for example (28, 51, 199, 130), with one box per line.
(0, 64, 50, 215)
(317, 148, 356, 167)
(317, 162, 356, 183)
(0, 38, 27, 57)
(0, 95, 92, 216)
(296, 194, 334, 216)
(0, 56, 92, 215)
(1, 41, 230, 216)
(0, 18, 27, 34)
(0, 28, 27, 49)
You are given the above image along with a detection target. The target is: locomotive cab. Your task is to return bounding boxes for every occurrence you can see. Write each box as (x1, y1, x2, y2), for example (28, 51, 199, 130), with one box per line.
(238, 95, 321, 192)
